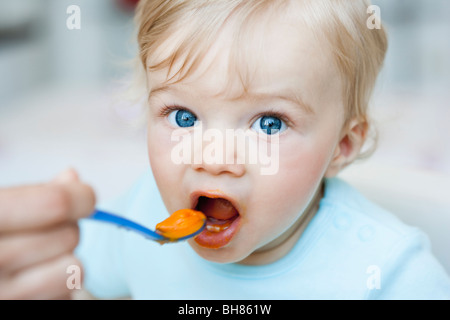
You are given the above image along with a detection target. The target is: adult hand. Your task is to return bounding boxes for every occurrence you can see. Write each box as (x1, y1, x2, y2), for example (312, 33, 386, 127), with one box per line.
(0, 169, 95, 299)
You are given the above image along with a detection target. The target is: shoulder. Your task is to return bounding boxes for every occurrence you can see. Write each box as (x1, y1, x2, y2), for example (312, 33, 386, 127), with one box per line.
(320, 177, 421, 243)
(316, 178, 450, 299)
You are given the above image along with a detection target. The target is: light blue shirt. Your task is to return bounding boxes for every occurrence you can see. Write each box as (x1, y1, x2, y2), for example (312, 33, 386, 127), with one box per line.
(76, 170, 450, 299)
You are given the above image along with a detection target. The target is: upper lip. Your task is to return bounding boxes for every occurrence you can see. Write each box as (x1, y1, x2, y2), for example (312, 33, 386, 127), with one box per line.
(189, 190, 242, 217)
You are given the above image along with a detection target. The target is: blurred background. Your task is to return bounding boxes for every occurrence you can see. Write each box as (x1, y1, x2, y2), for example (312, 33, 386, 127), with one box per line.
(0, 0, 147, 201)
(0, 1, 449, 209)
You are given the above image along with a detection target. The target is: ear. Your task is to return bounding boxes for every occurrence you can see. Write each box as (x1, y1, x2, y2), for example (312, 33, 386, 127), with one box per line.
(325, 118, 368, 178)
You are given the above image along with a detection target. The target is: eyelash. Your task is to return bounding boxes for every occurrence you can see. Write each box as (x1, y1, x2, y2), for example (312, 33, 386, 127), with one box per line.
(251, 110, 292, 128)
(157, 104, 191, 118)
(157, 104, 292, 128)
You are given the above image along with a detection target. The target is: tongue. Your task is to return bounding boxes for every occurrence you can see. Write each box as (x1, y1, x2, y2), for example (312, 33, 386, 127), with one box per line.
(196, 197, 238, 220)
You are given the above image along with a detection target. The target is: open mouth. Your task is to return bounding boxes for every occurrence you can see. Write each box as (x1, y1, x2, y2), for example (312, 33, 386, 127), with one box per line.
(191, 193, 241, 249)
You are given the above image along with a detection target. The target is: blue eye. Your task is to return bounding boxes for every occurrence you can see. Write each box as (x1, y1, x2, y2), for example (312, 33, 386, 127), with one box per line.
(168, 109, 198, 128)
(251, 115, 287, 135)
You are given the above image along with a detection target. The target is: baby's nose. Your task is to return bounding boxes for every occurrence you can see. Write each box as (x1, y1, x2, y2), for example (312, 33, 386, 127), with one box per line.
(190, 130, 246, 177)
(192, 159, 245, 177)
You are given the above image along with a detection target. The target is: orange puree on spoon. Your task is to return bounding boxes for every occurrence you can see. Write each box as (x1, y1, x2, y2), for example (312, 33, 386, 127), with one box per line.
(155, 209, 206, 240)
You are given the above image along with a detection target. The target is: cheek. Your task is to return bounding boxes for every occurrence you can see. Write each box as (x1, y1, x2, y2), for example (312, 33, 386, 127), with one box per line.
(147, 123, 184, 210)
(147, 125, 170, 174)
(276, 150, 326, 208)
(281, 144, 329, 186)
(248, 137, 333, 235)
(266, 150, 326, 213)
(279, 133, 335, 198)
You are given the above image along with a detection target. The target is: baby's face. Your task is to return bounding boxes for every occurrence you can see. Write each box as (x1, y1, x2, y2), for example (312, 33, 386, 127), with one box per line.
(146, 12, 345, 264)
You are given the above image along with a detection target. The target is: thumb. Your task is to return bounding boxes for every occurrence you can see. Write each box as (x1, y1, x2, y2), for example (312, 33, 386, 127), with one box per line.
(52, 168, 80, 184)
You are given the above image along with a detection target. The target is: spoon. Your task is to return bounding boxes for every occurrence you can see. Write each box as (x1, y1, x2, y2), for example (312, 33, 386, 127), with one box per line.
(89, 209, 206, 242)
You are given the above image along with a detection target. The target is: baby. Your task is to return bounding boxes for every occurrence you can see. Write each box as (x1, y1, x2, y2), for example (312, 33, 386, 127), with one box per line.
(3, 0, 447, 300)
(74, 0, 450, 299)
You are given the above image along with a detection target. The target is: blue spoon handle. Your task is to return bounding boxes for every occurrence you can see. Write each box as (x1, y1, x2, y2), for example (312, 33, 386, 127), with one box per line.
(89, 210, 166, 241)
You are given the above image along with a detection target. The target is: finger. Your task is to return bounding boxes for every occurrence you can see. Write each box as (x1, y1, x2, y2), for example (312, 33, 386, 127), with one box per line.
(0, 254, 83, 300)
(0, 223, 79, 275)
(0, 178, 96, 233)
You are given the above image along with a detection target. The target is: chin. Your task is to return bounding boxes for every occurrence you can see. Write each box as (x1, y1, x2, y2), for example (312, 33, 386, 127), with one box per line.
(187, 238, 252, 264)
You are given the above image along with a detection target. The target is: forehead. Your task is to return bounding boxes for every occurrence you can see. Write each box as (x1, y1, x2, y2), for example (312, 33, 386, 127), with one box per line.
(146, 3, 341, 109)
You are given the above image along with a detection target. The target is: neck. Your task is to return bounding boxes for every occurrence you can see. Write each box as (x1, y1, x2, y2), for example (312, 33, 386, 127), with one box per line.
(238, 181, 324, 266)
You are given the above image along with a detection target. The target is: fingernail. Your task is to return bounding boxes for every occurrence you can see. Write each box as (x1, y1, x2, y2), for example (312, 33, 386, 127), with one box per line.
(52, 168, 79, 183)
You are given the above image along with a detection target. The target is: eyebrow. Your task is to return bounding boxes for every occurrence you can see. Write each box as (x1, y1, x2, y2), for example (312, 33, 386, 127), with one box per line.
(148, 84, 172, 100)
(247, 91, 315, 115)
(149, 84, 315, 115)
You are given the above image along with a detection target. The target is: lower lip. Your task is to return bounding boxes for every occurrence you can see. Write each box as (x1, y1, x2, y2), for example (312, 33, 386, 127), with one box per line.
(194, 216, 241, 249)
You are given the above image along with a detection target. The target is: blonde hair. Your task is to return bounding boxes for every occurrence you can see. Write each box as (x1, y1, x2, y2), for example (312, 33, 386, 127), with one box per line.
(134, 0, 387, 154)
